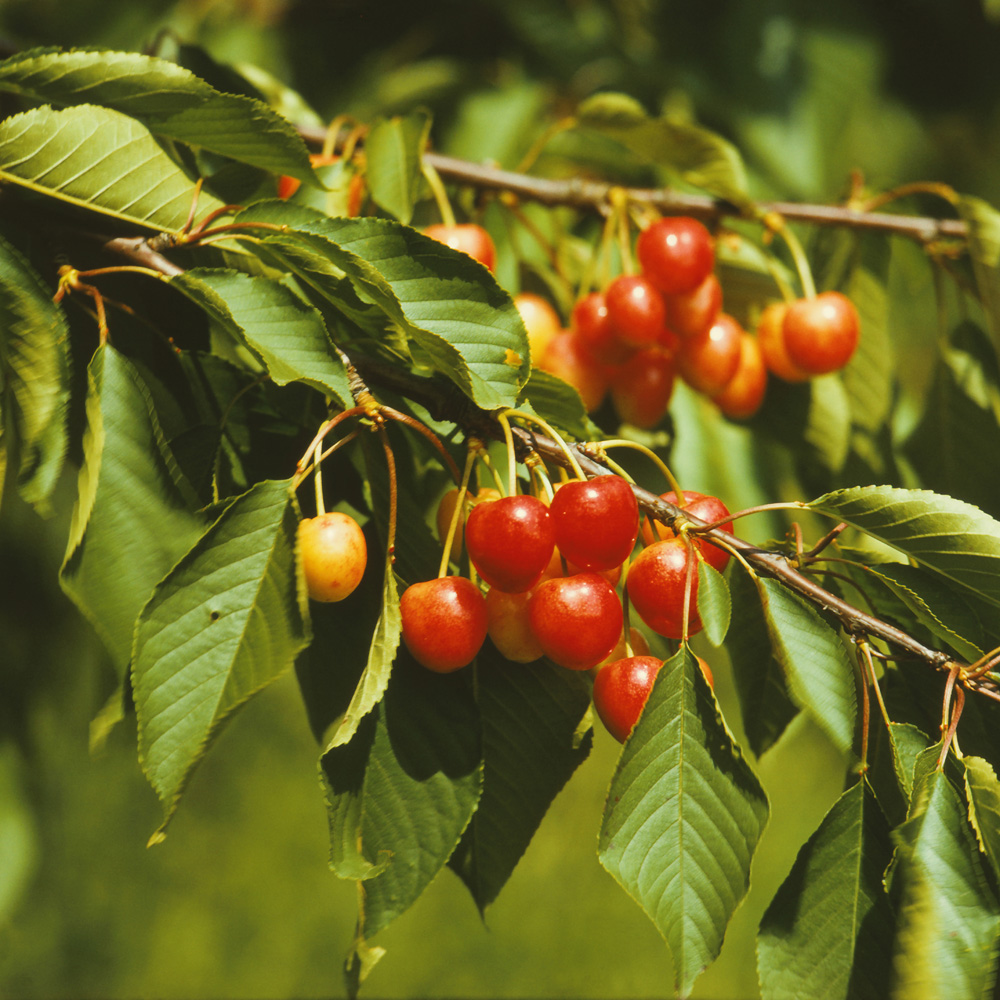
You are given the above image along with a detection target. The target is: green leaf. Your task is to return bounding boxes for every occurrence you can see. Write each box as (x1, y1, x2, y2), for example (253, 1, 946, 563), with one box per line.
(321, 553, 401, 752)
(231, 204, 529, 410)
(725, 569, 798, 757)
(890, 750, 1000, 1000)
(516, 367, 596, 440)
(365, 110, 431, 224)
(0, 232, 69, 513)
(758, 578, 857, 756)
(888, 722, 932, 802)
(803, 373, 851, 474)
(171, 268, 351, 407)
(809, 485, 1000, 608)
(449, 644, 593, 913)
(757, 779, 895, 1000)
(0, 47, 317, 182)
(0, 104, 224, 231)
(577, 93, 750, 206)
(965, 756, 1000, 884)
(598, 647, 769, 997)
(133, 478, 310, 828)
(60, 345, 204, 677)
(697, 560, 731, 647)
(321, 657, 482, 935)
(958, 195, 1000, 345)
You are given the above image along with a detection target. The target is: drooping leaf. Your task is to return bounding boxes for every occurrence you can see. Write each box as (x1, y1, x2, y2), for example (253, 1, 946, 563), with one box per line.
(0, 232, 70, 513)
(171, 268, 351, 406)
(449, 644, 593, 913)
(888, 721, 933, 802)
(365, 110, 431, 224)
(0, 47, 318, 182)
(802, 373, 851, 474)
(230, 203, 529, 410)
(965, 756, 1000, 884)
(958, 195, 1000, 345)
(321, 655, 482, 934)
(757, 779, 895, 1000)
(60, 345, 204, 677)
(133, 478, 310, 829)
(598, 647, 769, 997)
(889, 748, 1000, 1000)
(697, 560, 731, 647)
(725, 569, 799, 757)
(809, 485, 1000, 608)
(516, 367, 596, 441)
(758, 577, 857, 756)
(0, 104, 224, 231)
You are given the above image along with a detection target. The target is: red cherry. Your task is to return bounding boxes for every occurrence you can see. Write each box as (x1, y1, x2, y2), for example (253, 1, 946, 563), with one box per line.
(485, 587, 544, 663)
(610, 348, 676, 428)
(592, 655, 664, 742)
(572, 291, 635, 366)
(465, 494, 555, 593)
(641, 490, 733, 573)
(782, 292, 860, 375)
(676, 312, 744, 396)
(549, 475, 639, 571)
(538, 545, 622, 587)
(423, 223, 497, 272)
(298, 512, 367, 602)
(664, 271, 723, 340)
(538, 330, 612, 413)
(400, 576, 488, 672)
(626, 539, 702, 639)
(712, 332, 768, 419)
(605, 274, 667, 349)
(636, 216, 715, 295)
(528, 572, 624, 670)
(757, 302, 810, 382)
(596, 626, 651, 672)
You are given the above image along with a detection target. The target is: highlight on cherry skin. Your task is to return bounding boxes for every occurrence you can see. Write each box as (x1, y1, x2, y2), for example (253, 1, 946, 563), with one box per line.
(400, 576, 489, 673)
(465, 493, 555, 593)
(298, 512, 368, 603)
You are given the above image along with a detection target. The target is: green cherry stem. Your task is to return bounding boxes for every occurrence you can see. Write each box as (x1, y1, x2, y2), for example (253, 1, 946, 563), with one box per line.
(438, 444, 477, 578)
(422, 160, 457, 228)
(502, 409, 585, 480)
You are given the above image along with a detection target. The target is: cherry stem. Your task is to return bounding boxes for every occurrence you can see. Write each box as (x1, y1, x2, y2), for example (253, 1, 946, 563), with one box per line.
(422, 160, 456, 228)
(502, 409, 585, 480)
(680, 535, 698, 643)
(321, 114, 351, 159)
(314, 429, 361, 470)
(937, 664, 966, 769)
(314, 459, 326, 517)
(856, 639, 893, 735)
(587, 439, 684, 498)
(497, 411, 518, 496)
(860, 180, 959, 214)
(379, 424, 398, 563)
(963, 644, 1000, 681)
(524, 451, 555, 503)
(380, 405, 461, 484)
(438, 445, 477, 579)
(685, 501, 809, 535)
(293, 406, 365, 488)
(767, 214, 817, 299)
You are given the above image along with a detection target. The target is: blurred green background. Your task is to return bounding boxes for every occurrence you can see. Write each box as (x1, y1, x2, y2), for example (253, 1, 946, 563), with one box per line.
(2, 0, 1000, 996)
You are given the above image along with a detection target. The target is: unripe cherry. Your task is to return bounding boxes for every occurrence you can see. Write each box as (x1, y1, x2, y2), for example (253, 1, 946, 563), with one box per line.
(298, 512, 367, 603)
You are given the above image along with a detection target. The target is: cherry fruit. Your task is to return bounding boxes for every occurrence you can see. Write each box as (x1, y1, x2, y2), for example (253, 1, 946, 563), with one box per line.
(572, 291, 633, 366)
(676, 313, 744, 396)
(664, 272, 722, 340)
(592, 654, 664, 742)
(549, 475, 639, 572)
(465, 494, 555, 593)
(528, 572, 623, 670)
(641, 490, 733, 573)
(626, 539, 702, 639)
(636, 216, 715, 295)
(757, 302, 809, 382)
(400, 576, 488, 672)
(605, 274, 667, 349)
(485, 587, 543, 663)
(610, 347, 676, 429)
(538, 330, 610, 413)
(423, 223, 497, 272)
(782, 292, 860, 375)
(515, 292, 561, 362)
(299, 512, 367, 603)
(712, 332, 768, 419)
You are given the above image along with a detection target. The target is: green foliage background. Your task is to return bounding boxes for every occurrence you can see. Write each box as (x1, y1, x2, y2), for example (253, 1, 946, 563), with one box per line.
(3, 0, 1000, 996)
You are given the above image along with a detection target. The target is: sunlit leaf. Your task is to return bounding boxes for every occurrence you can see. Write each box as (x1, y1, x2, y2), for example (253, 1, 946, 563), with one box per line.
(0, 104, 224, 231)
(449, 644, 593, 913)
(759, 578, 857, 755)
(0, 232, 69, 514)
(697, 560, 731, 647)
(757, 779, 895, 1000)
(599, 647, 768, 997)
(516, 367, 596, 441)
(133, 478, 310, 828)
(60, 345, 204, 677)
(365, 110, 431, 224)
(0, 47, 317, 182)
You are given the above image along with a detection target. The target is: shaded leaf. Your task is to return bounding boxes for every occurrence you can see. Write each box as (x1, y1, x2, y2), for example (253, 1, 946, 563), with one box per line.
(0, 104, 224, 231)
(809, 485, 1000, 608)
(697, 560, 731, 647)
(0, 47, 317, 181)
(171, 268, 351, 406)
(133, 478, 310, 828)
(757, 779, 895, 1000)
(958, 195, 1000, 345)
(60, 345, 204, 677)
(599, 647, 769, 997)
(365, 110, 431, 224)
(965, 756, 1000, 884)
(516, 367, 596, 441)
(888, 721, 932, 802)
(449, 644, 593, 912)
(759, 578, 857, 756)
(0, 232, 69, 513)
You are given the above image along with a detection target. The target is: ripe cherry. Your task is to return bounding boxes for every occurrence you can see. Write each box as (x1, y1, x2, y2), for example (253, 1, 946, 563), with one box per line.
(538, 330, 611, 413)
(592, 655, 664, 742)
(636, 216, 715, 295)
(610, 347, 676, 428)
(676, 312, 744, 396)
(539, 545, 622, 588)
(435, 486, 501, 560)
(465, 494, 555, 593)
(664, 271, 722, 340)
(757, 302, 809, 382)
(423, 223, 497, 272)
(485, 587, 543, 663)
(298, 512, 367, 602)
(782, 291, 860, 375)
(572, 291, 635, 366)
(712, 332, 768, 419)
(528, 572, 624, 670)
(515, 292, 561, 363)
(400, 576, 488, 672)
(549, 475, 639, 571)
(605, 274, 667, 349)
(641, 490, 733, 573)
(596, 626, 651, 671)
(626, 538, 702, 639)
